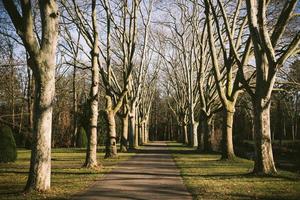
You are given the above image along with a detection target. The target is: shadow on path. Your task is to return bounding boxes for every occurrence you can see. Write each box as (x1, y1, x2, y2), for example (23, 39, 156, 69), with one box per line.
(72, 141, 192, 200)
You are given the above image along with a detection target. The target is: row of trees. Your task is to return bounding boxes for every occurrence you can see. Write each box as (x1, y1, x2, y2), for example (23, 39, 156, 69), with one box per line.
(0, 0, 159, 192)
(157, 0, 299, 175)
(0, 0, 299, 194)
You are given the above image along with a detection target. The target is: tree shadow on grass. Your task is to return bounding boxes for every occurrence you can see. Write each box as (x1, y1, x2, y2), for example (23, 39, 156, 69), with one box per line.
(129, 148, 197, 155)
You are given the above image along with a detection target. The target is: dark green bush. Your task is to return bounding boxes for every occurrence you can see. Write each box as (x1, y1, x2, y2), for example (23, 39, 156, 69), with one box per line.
(76, 127, 87, 148)
(0, 126, 17, 163)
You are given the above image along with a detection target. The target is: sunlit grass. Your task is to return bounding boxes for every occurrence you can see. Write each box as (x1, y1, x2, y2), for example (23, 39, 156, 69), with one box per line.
(0, 148, 135, 200)
(168, 142, 300, 200)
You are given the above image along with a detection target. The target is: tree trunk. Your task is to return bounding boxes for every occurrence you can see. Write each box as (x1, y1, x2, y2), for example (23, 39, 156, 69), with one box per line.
(72, 65, 78, 147)
(135, 111, 139, 147)
(221, 109, 236, 159)
(27, 67, 34, 133)
(141, 122, 145, 144)
(144, 118, 149, 143)
(252, 98, 277, 175)
(83, 0, 99, 168)
(105, 110, 117, 158)
(190, 122, 198, 147)
(120, 114, 129, 152)
(3, 0, 59, 192)
(138, 122, 142, 145)
(129, 113, 136, 149)
(203, 116, 214, 152)
(183, 124, 188, 144)
(25, 60, 55, 192)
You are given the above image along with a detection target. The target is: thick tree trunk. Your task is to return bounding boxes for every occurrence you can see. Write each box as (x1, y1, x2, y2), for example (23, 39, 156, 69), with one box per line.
(221, 109, 236, 159)
(25, 60, 55, 192)
(252, 98, 277, 175)
(120, 114, 129, 152)
(3, 0, 59, 192)
(203, 116, 214, 152)
(190, 122, 198, 147)
(105, 110, 117, 158)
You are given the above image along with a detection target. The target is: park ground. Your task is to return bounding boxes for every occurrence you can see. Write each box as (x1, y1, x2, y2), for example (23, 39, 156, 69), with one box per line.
(0, 142, 300, 200)
(0, 147, 134, 200)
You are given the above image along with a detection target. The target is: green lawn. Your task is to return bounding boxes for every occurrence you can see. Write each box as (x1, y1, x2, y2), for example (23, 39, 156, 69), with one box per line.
(168, 142, 300, 200)
(0, 148, 134, 200)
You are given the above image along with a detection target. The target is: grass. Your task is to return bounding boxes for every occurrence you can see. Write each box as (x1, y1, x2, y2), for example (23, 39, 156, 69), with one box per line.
(168, 142, 300, 200)
(0, 147, 135, 200)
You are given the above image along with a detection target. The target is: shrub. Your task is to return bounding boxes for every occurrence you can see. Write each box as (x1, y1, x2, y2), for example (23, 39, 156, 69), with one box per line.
(0, 126, 17, 163)
(76, 127, 87, 148)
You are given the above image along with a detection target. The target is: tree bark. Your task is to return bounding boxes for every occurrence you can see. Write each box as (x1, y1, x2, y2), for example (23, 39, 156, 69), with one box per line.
(203, 116, 214, 152)
(221, 108, 236, 159)
(83, 0, 99, 168)
(25, 55, 56, 192)
(141, 122, 145, 144)
(252, 98, 277, 175)
(190, 122, 198, 147)
(129, 105, 138, 149)
(129, 113, 136, 149)
(183, 124, 188, 144)
(135, 108, 140, 146)
(120, 113, 129, 152)
(105, 109, 117, 158)
(144, 117, 149, 143)
(72, 64, 78, 147)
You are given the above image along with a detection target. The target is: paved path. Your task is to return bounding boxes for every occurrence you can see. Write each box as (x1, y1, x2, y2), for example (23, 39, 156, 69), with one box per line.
(73, 141, 192, 200)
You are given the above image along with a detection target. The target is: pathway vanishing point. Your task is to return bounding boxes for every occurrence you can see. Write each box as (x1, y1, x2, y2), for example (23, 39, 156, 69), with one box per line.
(72, 141, 193, 200)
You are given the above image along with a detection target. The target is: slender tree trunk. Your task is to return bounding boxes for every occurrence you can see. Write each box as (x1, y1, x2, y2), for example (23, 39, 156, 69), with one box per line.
(138, 118, 142, 145)
(221, 108, 236, 159)
(204, 116, 214, 152)
(141, 122, 145, 144)
(27, 67, 34, 133)
(252, 98, 277, 175)
(191, 122, 198, 147)
(291, 124, 295, 141)
(183, 124, 188, 144)
(129, 113, 136, 149)
(10, 65, 15, 126)
(120, 113, 129, 152)
(135, 109, 140, 146)
(83, 0, 99, 168)
(105, 110, 117, 158)
(72, 65, 78, 147)
(144, 117, 149, 143)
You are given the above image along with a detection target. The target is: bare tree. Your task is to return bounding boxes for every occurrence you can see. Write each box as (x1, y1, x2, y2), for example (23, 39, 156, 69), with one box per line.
(2, 0, 59, 192)
(204, 0, 251, 159)
(61, 0, 100, 168)
(243, 0, 300, 174)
